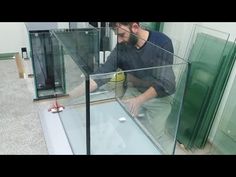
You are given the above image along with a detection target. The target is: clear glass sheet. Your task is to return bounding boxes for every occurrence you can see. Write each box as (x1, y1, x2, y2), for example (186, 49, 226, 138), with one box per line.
(90, 64, 187, 154)
(210, 40, 236, 154)
(51, 29, 93, 154)
(51, 27, 117, 154)
(51, 25, 188, 154)
(194, 38, 236, 148)
(51, 28, 100, 75)
(57, 53, 87, 154)
(90, 30, 188, 154)
(210, 75, 236, 154)
(177, 24, 231, 149)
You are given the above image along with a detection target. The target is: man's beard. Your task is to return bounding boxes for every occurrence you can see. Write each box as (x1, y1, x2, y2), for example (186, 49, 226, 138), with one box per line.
(128, 33, 138, 46)
(117, 33, 138, 51)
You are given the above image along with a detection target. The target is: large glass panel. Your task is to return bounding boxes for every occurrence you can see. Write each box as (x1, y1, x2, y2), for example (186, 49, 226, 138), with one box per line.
(177, 24, 232, 149)
(51, 25, 188, 154)
(52, 28, 100, 75)
(210, 75, 236, 154)
(90, 65, 188, 154)
(89, 30, 188, 154)
(57, 58, 87, 154)
(210, 40, 236, 154)
(51, 28, 100, 154)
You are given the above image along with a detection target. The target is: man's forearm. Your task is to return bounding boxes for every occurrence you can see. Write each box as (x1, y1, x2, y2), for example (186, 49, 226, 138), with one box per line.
(69, 79, 98, 98)
(136, 86, 157, 103)
(127, 74, 151, 87)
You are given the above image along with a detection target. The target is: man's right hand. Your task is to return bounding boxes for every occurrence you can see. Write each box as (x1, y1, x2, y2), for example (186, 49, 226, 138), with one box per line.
(122, 96, 143, 117)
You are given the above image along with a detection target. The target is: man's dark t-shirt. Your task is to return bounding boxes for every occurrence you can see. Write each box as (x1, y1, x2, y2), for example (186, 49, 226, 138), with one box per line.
(94, 30, 176, 97)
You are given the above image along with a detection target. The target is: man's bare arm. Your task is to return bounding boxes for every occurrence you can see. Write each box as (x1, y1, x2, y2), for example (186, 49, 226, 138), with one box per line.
(69, 79, 98, 98)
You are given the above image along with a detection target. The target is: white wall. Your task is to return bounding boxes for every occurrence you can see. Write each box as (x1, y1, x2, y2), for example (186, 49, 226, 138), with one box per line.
(163, 22, 236, 58)
(201, 22, 236, 42)
(162, 22, 201, 59)
(0, 22, 28, 54)
(57, 22, 69, 29)
(69, 22, 91, 28)
(0, 22, 70, 55)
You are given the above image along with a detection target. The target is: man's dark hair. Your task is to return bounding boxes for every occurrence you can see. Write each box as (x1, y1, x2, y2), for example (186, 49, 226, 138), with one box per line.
(109, 22, 139, 29)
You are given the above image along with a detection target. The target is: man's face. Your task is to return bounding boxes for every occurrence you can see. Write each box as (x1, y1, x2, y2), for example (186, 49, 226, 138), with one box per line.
(114, 23, 138, 46)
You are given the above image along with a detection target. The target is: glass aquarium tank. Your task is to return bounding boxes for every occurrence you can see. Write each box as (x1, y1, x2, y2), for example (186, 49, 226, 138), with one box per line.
(28, 30, 66, 100)
(47, 25, 189, 154)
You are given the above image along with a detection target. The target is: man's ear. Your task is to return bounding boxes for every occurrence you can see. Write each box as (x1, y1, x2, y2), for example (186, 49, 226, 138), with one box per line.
(131, 23, 139, 33)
